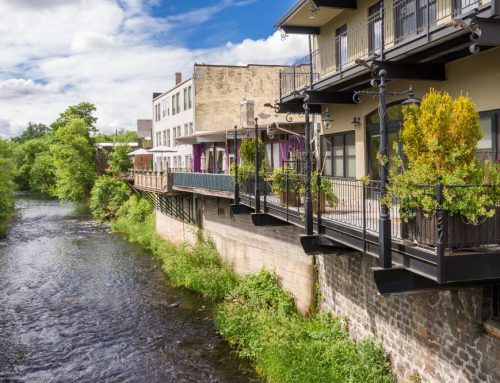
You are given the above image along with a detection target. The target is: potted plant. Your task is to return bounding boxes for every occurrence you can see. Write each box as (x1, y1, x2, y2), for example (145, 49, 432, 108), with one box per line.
(265, 166, 301, 207)
(386, 89, 500, 248)
(299, 170, 338, 213)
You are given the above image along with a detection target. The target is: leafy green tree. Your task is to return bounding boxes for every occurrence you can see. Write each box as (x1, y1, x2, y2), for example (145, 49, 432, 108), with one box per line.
(50, 119, 97, 201)
(0, 139, 16, 237)
(108, 144, 133, 173)
(13, 137, 51, 190)
(29, 152, 56, 194)
(89, 176, 131, 221)
(13, 122, 50, 143)
(51, 102, 98, 134)
(95, 129, 138, 143)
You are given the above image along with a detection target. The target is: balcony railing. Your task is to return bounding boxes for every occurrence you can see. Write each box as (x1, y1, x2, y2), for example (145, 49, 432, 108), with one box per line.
(172, 172, 234, 193)
(133, 171, 171, 192)
(280, 0, 489, 97)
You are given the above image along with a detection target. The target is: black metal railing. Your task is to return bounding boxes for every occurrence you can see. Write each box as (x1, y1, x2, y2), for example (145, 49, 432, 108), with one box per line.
(280, 0, 487, 97)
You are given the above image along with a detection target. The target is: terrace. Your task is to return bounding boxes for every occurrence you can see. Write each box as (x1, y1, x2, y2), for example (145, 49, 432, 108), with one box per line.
(130, 168, 500, 294)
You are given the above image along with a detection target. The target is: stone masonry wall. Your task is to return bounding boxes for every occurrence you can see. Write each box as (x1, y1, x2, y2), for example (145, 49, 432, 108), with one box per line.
(155, 196, 315, 314)
(317, 253, 500, 383)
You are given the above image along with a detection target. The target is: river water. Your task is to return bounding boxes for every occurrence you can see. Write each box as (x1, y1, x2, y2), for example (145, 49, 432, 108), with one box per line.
(0, 195, 256, 382)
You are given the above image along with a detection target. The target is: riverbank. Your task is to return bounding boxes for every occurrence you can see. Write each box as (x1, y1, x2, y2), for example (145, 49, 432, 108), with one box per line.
(108, 194, 395, 383)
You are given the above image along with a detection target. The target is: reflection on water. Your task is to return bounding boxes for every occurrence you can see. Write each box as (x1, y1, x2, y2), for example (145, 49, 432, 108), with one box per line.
(0, 195, 256, 382)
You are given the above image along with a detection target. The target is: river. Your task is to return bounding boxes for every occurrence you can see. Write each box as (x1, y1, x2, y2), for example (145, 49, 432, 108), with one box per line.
(0, 195, 257, 382)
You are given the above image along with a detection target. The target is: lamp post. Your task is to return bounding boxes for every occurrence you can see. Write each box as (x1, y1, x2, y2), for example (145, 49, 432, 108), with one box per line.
(303, 94, 313, 236)
(353, 71, 420, 269)
(254, 117, 260, 213)
(234, 125, 240, 205)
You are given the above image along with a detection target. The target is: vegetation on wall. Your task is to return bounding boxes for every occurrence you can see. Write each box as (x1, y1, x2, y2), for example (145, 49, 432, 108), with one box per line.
(95, 192, 395, 383)
(388, 89, 500, 223)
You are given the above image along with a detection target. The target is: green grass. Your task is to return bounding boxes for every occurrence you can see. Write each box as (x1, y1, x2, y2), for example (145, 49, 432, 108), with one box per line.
(105, 194, 395, 383)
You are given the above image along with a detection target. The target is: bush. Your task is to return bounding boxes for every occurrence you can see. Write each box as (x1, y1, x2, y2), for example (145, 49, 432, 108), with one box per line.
(216, 271, 394, 383)
(388, 89, 500, 223)
(89, 176, 131, 221)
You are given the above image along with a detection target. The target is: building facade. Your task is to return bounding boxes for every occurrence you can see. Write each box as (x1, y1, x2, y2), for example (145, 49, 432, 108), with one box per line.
(152, 73, 195, 171)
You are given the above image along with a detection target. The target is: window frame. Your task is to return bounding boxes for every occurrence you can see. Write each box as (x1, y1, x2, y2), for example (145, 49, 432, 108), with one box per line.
(321, 131, 356, 179)
(477, 109, 500, 161)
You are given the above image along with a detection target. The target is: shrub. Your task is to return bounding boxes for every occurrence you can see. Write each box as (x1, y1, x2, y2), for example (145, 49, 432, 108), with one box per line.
(388, 89, 500, 223)
(89, 176, 131, 221)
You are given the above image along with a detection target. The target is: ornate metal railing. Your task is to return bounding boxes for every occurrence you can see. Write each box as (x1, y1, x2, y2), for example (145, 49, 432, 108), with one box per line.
(280, 0, 489, 97)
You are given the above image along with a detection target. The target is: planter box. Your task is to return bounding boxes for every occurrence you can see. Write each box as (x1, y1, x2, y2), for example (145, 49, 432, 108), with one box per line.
(401, 207, 500, 249)
(279, 191, 298, 207)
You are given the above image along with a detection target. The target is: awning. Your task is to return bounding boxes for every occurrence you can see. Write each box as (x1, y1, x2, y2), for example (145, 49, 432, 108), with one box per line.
(147, 146, 178, 153)
(128, 148, 151, 156)
(176, 130, 227, 145)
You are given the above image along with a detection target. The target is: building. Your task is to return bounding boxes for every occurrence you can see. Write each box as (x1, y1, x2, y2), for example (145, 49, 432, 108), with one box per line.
(150, 64, 306, 174)
(152, 73, 194, 171)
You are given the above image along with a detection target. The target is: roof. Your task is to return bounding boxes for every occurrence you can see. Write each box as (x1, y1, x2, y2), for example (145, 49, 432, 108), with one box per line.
(153, 77, 194, 101)
(274, 0, 307, 29)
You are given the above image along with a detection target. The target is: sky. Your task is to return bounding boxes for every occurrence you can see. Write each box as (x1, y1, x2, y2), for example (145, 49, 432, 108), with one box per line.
(0, 0, 308, 137)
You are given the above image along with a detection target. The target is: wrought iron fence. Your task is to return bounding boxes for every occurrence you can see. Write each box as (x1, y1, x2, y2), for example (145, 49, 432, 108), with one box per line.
(280, 0, 488, 96)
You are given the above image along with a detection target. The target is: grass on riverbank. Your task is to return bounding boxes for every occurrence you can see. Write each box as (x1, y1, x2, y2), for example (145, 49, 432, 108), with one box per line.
(108, 193, 395, 383)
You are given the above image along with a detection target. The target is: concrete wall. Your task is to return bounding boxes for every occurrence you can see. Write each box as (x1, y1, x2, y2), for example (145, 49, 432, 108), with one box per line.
(155, 196, 315, 314)
(317, 252, 500, 383)
(194, 64, 287, 131)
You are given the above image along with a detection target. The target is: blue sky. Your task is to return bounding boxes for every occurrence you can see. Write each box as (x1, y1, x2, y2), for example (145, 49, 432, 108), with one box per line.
(0, 0, 307, 136)
(150, 0, 296, 49)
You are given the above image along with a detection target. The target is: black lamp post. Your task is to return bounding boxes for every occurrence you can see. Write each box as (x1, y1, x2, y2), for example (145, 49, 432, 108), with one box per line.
(254, 117, 260, 213)
(354, 71, 420, 269)
(303, 94, 313, 236)
(234, 125, 240, 205)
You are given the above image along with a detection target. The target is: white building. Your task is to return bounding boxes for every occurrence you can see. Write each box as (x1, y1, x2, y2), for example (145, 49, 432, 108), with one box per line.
(152, 73, 194, 171)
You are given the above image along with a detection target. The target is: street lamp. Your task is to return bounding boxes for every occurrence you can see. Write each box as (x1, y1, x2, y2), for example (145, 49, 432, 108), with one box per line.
(234, 125, 240, 205)
(353, 70, 420, 269)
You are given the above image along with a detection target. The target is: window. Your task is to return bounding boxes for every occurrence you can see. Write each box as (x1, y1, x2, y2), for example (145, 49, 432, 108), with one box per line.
(476, 110, 500, 161)
(322, 132, 356, 178)
(369, 2, 383, 55)
(175, 92, 180, 114)
(188, 86, 192, 109)
(189, 122, 194, 135)
(185, 155, 191, 170)
(166, 130, 170, 147)
(173, 127, 176, 146)
(154, 103, 161, 122)
(183, 88, 188, 111)
(177, 126, 181, 141)
(336, 25, 347, 70)
(184, 124, 189, 136)
(162, 130, 166, 146)
(172, 95, 176, 115)
(173, 156, 178, 168)
(163, 98, 170, 117)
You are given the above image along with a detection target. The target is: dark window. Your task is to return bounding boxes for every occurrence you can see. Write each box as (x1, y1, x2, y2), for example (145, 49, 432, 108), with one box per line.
(322, 132, 356, 178)
(394, 0, 436, 42)
(477, 110, 500, 162)
(369, 2, 383, 55)
(336, 24, 348, 70)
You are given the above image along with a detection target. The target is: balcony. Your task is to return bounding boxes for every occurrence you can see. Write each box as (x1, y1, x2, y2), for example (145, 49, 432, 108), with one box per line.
(130, 168, 500, 292)
(280, 0, 493, 99)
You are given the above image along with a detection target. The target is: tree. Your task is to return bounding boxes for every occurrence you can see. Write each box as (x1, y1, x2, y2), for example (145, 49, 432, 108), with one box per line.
(95, 129, 138, 143)
(89, 176, 131, 221)
(108, 144, 133, 173)
(50, 119, 97, 201)
(51, 102, 98, 134)
(0, 139, 15, 237)
(13, 122, 50, 143)
(13, 137, 51, 190)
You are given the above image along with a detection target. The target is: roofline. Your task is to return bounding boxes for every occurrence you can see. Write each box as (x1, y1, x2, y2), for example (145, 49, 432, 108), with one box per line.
(193, 63, 288, 69)
(274, 0, 308, 29)
(153, 77, 194, 102)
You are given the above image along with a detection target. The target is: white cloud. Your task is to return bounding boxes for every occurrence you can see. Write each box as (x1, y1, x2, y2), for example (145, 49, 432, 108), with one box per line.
(0, 0, 308, 137)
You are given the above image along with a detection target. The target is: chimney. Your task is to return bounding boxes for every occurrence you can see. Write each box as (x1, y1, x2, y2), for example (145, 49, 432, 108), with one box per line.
(175, 72, 182, 85)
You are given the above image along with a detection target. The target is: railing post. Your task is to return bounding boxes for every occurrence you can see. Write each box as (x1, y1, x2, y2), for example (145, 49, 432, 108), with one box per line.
(316, 139, 323, 234)
(254, 118, 261, 213)
(293, 66, 296, 94)
(363, 181, 367, 252)
(286, 173, 289, 221)
(233, 125, 240, 205)
(436, 176, 447, 283)
(378, 69, 392, 269)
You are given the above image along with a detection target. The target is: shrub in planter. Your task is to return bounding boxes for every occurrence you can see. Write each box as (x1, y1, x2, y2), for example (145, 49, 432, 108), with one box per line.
(300, 171, 338, 212)
(386, 89, 500, 246)
(265, 166, 301, 206)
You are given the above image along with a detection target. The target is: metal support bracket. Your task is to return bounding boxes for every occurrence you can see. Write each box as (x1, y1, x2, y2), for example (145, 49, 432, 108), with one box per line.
(373, 267, 500, 295)
(251, 213, 292, 227)
(300, 235, 351, 255)
(230, 204, 254, 215)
